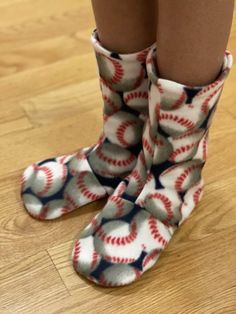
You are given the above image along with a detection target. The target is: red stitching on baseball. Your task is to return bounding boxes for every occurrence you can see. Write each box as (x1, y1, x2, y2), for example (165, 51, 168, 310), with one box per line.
(153, 137, 165, 146)
(128, 169, 143, 196)
(137, 200, 145, 207)
(170, 91, 186, 110)
(58, 155, 70, 165)
(38, 205, 49, 220)
(61, 207, 71, 215)
(139, 151, 146, 166)
(61, 164, 68, 181)
(91, 251, 99, 270)
(75, 151, 87, 161)
(198, 79, 223, 96)
(77, 172, 106, 201)
(137, 49, 149, 62)
(104, 255, 136, 264)
(124, 91, 148, 104)
(143, 137, 154, 156)
(201, 86, 222, 114)
(35, 166, 54, 197)
(157, 83, 164, 94)
(103, 94, 120, 112)
(114, 182, 127, 197)
(202, 134, 208, 161)
(96, 221, 137, 246)
(65, 192, 79, 209)
(109, 195, 126, 217)
(100, 55, 124, 86)
(142, 249, 160, 268)
(148, 216, 168, 246)
(73, 240, 81, 268)
(146, 173, 154, 183)
(147, 192, 173, 222)
(171, 129, 203, 141)
(175, 163, 202, 191)
(159, 113, 195, 131)
(116, 120, 138, 147)
(169, 142, 198, 162)
(193, 187, 203, 205)
(21, 174, 26, 191)
(96, 147, 136, 168)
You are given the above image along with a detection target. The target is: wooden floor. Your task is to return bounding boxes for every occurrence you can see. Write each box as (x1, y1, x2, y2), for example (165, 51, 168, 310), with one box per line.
(0, 1, 236, 313)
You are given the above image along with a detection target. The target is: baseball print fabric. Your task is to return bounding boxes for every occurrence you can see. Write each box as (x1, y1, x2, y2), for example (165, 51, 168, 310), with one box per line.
(72, 47, 233, 287)
(21, 30, 152, 220)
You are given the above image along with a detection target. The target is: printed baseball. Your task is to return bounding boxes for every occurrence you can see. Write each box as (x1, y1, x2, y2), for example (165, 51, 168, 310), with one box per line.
(30, 161, 67, 197)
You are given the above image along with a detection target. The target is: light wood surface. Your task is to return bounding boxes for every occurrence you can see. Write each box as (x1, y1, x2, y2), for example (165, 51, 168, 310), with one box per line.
(0, 1, 236, 313)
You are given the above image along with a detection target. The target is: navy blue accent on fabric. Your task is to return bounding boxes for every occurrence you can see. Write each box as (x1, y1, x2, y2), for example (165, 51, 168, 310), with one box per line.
(148, 80, 152, 91)
(184, 87, 202, 104)
(199, 106, 215, 129)
(121, 193, 138, 203)
(23, 172, 74, 206)
(103, 138, 110, 144)
(93, 172, 122, 190)
(143, 63, 148, 78)
(128, 142, 143, 157)
(178, 191, 187, 202)
(120, 96, 141, 117)
(151, 160, 175, 180)
(38, 158, 56, 166)
(110, 52, 122, 60)
(90, 259, 114, 280)
(157, 125, 171, 138)
(120, 203, 143, 224)
(130, 251, 147, 271)
(151, 160, 175, 189)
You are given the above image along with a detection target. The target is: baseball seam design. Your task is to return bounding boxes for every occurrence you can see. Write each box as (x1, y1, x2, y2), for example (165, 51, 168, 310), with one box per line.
(193, 187, 203, 205)
(147, 192, 173, 222)
(148, 216, 168, 246)
(96, 222, 137, 246)
(96, 148, 136, 167)
(34, 166, 54, 197)
(22, 30, 148, 220)
(169, 142, 199, 161)
(175, 163, 202, 191)
(104, 255, 136, 264)
(77, 172, 106, 201)
(142, 249, 160, 268)
(116, 120, 138, 147)
(73, 240, 80, 268)
(107, 195, 125, 217)
(124, 91, 148, 103)
(143, 137, 154, 156)
(159, 113, 195, 131)
(103, 94, 120, 112)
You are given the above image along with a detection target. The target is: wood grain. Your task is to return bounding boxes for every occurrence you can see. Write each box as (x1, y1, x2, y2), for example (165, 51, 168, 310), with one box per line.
(0, 1, 235, 313)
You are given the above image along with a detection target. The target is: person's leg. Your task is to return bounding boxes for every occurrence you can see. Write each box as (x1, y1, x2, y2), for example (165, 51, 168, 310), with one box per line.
(156, 0, 234, 86)
(73, 0, 234, 287)
(91, 0, 156, 53)
(21, 1, 156, 220)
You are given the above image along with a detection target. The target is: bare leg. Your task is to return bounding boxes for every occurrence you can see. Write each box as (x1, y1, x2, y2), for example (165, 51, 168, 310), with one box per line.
(91, 0, 156, 53)
(156, 0, 234, 86)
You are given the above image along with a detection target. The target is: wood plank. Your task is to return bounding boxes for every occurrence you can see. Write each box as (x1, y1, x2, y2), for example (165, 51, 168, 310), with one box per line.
(0, 251, 69, 314)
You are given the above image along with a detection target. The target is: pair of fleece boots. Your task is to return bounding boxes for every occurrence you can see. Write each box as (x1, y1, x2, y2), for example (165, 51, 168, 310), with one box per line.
(21, 31, 232, 287)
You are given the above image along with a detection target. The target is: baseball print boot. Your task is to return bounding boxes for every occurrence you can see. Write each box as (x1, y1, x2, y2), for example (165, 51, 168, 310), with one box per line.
(72, 46, 233, 286)
(21, 30, 153, 220)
